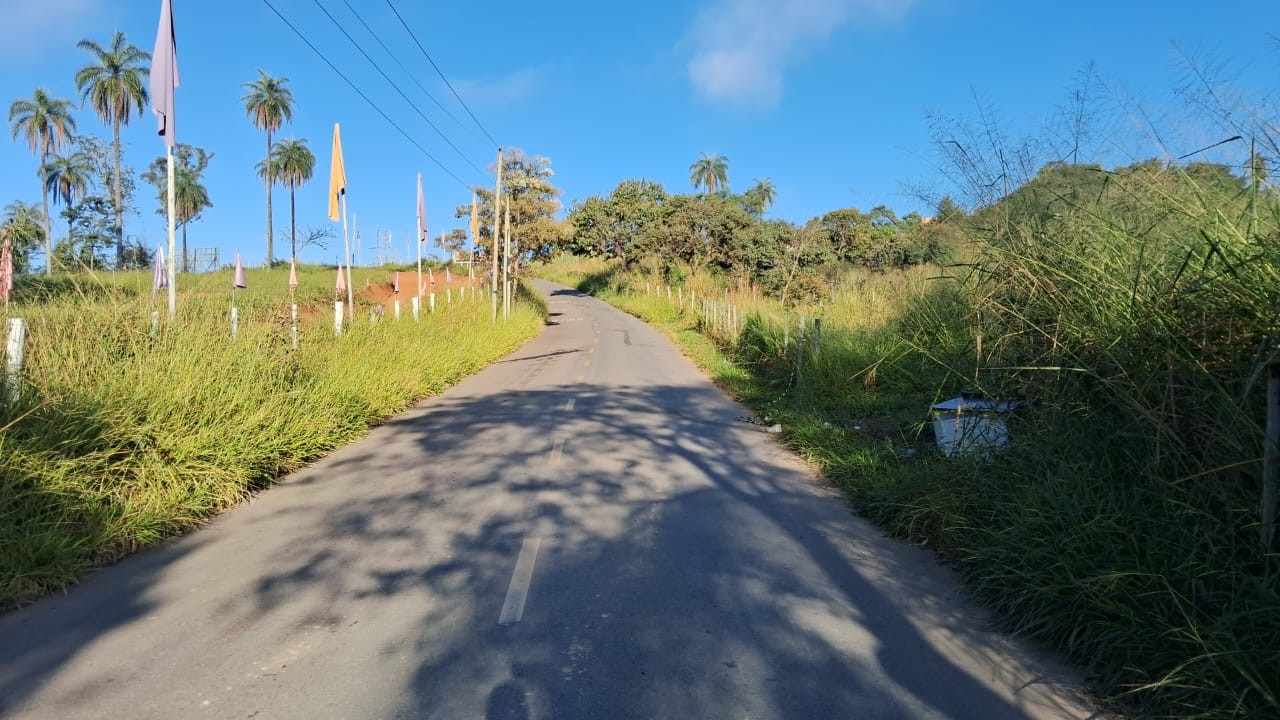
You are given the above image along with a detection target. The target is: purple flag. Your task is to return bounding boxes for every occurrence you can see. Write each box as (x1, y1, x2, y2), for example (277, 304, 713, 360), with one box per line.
(233, 252, 247, 289)
(152, 245, 168, 295)
(150, 0, 179, 148)
(393, 271, 400, 295)
(336, 262, 347, 294)
(417, 173, 427, 244)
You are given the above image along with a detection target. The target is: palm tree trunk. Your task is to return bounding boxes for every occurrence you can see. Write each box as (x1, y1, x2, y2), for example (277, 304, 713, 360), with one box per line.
(113, 119, 123, 269)
(265, 131, 274, 267)
(290, 187, 297, 262)
(41, 140, 51, 276)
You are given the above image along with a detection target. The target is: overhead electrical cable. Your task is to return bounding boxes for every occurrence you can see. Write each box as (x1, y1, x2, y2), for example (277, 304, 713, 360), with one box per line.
(383, 0, 500, 149)
(260, 0, 471, 188)
(307, 0, 488, 178)
(338, 0, 483, 147)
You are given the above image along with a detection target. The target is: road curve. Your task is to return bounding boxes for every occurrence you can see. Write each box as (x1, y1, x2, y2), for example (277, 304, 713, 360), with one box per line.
(0, 281, 1097, 719)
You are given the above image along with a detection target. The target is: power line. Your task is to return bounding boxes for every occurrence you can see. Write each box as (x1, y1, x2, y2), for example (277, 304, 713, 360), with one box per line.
(307, 0, 488, 178)
(383, 0, 500, 149)
(260, 0, 470, 188)
(338, 0, 485, 149)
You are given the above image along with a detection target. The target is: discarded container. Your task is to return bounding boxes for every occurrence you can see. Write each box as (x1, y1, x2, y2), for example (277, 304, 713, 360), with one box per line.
(931, 393, 1020, 457)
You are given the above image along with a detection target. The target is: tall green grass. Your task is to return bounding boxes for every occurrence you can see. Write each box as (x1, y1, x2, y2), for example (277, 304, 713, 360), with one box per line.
(0, 266, 540, 606)
(539, 212, 1280, 718)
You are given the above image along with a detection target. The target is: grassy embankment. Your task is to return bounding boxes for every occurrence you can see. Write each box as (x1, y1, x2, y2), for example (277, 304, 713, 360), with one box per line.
(0, 265, 543, 607)
(537, 173, 1280, 720)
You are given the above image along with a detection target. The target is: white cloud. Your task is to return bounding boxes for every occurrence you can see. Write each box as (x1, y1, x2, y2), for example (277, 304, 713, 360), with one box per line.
(686, 0, 916, 107)
(0, 0, 107, 60)
(453, 67, 547, 110)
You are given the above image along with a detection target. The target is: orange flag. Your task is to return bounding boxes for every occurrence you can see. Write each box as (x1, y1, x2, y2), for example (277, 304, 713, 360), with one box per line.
(469, 194, 479, 245)
(328, 123, 346, 222)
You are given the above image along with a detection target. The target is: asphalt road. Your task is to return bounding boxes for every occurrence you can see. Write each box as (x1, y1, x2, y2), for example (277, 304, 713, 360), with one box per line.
(0, 281, 1097, 719)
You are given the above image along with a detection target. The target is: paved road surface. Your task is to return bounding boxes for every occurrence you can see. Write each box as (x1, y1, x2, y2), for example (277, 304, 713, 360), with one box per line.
(0, 282, 1097, 719)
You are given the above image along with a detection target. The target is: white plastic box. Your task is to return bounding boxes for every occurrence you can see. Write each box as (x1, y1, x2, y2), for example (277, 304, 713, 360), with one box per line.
(931, 394, 1020, 457)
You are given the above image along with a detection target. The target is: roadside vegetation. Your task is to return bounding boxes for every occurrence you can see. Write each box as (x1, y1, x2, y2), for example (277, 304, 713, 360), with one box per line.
(0, 267, 542, 607)
(538, 119, 1280, 717)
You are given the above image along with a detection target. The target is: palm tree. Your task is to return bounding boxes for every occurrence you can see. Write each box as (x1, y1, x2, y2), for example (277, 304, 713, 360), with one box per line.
(260, 138, 315, 262)
(142, 144, 213, 272)
(9, 89, 77, 275)
(689, 153, 729, 194)
(748, 177, 777, 218)
(44, 151, 93, 246)
(242, 71, 294, 267)
(2, 201, 47, 274)
(75, 31, 150, 268)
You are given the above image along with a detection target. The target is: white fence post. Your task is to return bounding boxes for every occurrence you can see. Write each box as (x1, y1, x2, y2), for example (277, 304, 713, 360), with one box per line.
(6, 318, 26, 405)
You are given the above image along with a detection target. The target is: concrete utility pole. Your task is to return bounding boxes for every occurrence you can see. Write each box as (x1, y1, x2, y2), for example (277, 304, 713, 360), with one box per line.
(491, 147, 502, 324)
(502, 199, 512, 321)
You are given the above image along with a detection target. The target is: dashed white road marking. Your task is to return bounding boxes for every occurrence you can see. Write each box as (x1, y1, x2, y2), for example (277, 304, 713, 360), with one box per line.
(498, 538, 542, 624)
(563, 398, 576, 411)
(546, 438, 565, 465)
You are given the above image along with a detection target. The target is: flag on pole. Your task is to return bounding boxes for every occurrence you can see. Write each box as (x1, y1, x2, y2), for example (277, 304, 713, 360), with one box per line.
(445, 267, 452, 285)
(328, 124, 346, 222)
(0, 229, 13, 306)
(152, 245, 168, 295)
(150, 0, 179, 147)
(469, 194, 479, 245)
(429, 268, 436, 286)
(336, 262, 347, 294)
(288, 258, 298, 291)
(232, 252, 247, 289)
(417, 173, 427, 244)
(393, 271, 400, 295)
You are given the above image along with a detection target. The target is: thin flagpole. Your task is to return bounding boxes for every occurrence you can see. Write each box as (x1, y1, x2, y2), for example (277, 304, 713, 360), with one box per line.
(166, 146, 177, 320)
(342, 193, 353, 318)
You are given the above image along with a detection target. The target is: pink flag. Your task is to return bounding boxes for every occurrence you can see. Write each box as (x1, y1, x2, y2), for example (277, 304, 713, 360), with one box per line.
(429, 268, 436, 286)
(336, 262, 347, 294)
(393, 271, 400, 295)
(150, 0, 179, 148)
(0, 230, 13, 306)
(152, 245, 168, 295)
(445, 267, 452, 285)
(232, 252, 247, 289)
(288, 258, 298, 291)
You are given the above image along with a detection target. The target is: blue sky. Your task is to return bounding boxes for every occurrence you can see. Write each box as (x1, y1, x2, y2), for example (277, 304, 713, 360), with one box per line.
(1, 0, 1276, 266)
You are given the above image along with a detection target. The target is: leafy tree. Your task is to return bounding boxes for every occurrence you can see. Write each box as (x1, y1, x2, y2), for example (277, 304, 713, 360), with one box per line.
(43, 151, 93, 247)
(440, 228, 468, 260)
(258, 138, 314, 262)
(8, 89, 77, 274)
(75, 31, 150, 268)
(242, 70, 294, 266)
(567, 180, 670, 265)
(59, 195, 113, 268)
(455, 149, 563, 265)
(689, 153, 729, 194)
(1, 201, 46, 274)
(935, 195, 965, 222)
(142, 144, 213, 272)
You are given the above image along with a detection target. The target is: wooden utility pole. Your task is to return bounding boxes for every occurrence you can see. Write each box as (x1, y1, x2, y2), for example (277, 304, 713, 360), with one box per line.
(491, 148, 503, 324)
